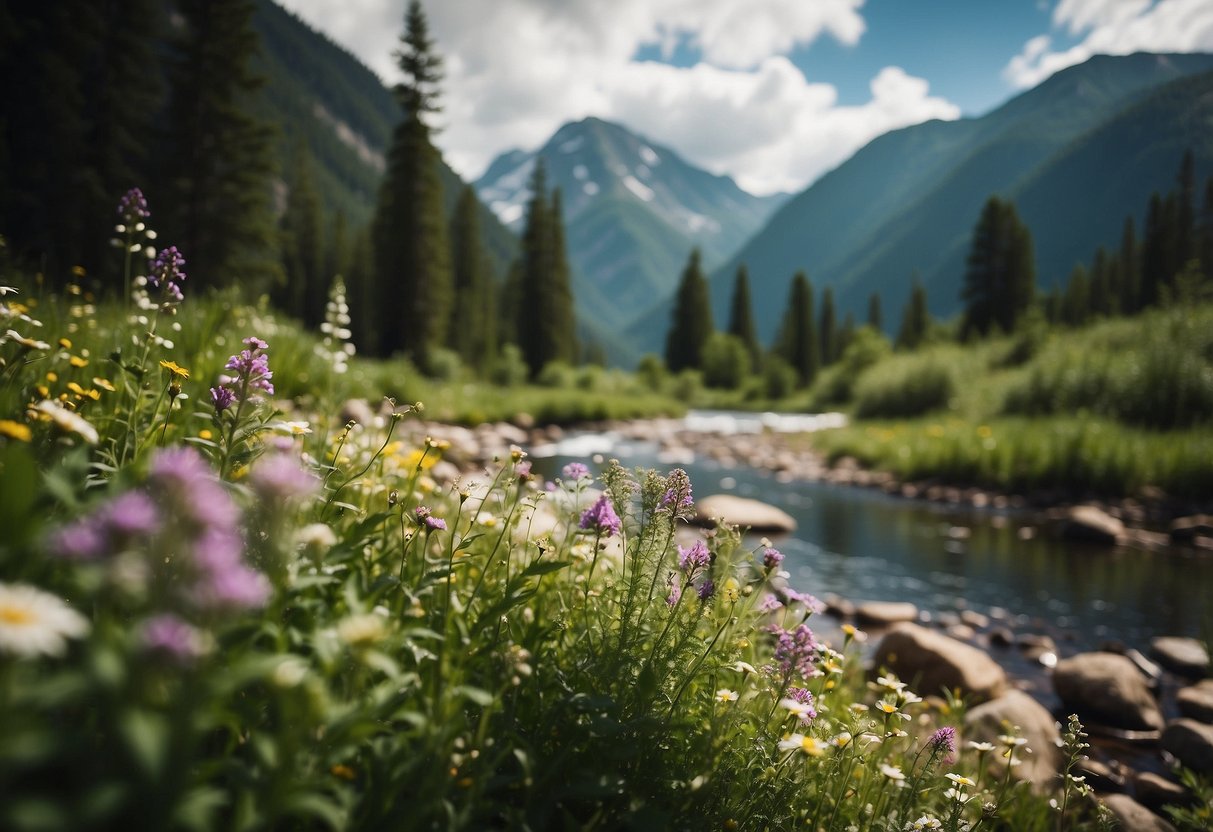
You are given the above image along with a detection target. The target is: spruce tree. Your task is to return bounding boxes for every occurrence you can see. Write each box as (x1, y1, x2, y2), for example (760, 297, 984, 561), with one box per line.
(1061, 264, 1090, 327)
(960, 196, 1035, 338)
(547, 188, 577, 364)
(665, 248, 713, 373)
(819, 286, 837, 366)
(448, 184, 493, 371)
(516, 165, 576, 375)
(727, 265, 760, 368)
(1118, 216, 1141, 314)
(279, 146, 326, 326)
(1140, 192, 1167, 308)
(160, 0, 278, 292)
(1177, 149, 1196, 269)
(867, 292, 883, 331)
(372, 0, 452, 366)
(1200, 177, 1213, 282)
(1088, 246, 1116, 318)
(774, 271, 817, 386)
(838, 312, 857, 358)
(346, 228, 376, 353)
(896, 277, 930, 350)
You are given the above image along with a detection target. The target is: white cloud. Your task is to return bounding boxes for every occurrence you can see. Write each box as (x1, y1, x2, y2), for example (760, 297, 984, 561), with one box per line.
(1004, 0, 1213, 89)
(278, 0, 957, 195)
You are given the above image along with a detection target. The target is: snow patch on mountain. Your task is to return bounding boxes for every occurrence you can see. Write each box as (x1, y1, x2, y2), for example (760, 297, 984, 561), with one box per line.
(622, 175, 654, 202)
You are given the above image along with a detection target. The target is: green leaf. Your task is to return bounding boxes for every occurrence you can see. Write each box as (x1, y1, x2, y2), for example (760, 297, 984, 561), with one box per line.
(520, 559, 571, 578)
(455, 533, 484, 551)
(452, 685, 495, 707)
(281, 793, 346, 830)
(120, 710, 169, 779)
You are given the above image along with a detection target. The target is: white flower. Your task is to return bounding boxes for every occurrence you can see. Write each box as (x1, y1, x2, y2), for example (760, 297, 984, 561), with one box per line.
(946, 773, 976, 788)
(272, 420, 313, 436)
(967, 741, 995, 753)
(880, 763, 906, 781)
(732, 660, 757, 675)
(337, 612, 389, 646)
(905, 816, 942, 831)
(33, 400, 98, 444)
(0, 582, 90, 657)
(777, 733, 824, 756)
(780, 697, 815, 721)
(875, 674, 906, 692)
(715, 688, 739, 703)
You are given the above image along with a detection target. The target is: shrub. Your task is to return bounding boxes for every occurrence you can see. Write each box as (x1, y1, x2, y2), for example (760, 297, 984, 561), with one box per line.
(854, 353, 956, 418)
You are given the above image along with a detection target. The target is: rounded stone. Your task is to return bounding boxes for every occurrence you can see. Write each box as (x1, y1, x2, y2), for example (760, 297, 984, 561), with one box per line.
(1053, 652, 1163, 731)
(963, 690, 1061, 789)
(872, 622, 1007, 702)
(1161, 718, 1213, 773)
(856, 601, 920, 628)
(1150, 636, 1210, 679)
(693, 494, 797, 532)
(1177, 680, 1213, 723)
(1099, 794, 1177, 832)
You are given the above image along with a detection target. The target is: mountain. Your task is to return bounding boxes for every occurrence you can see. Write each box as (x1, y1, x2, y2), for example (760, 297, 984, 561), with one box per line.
(475, 117, 787, 337)
(626, 52, 1213, 356)
(249, 0, 517, 276)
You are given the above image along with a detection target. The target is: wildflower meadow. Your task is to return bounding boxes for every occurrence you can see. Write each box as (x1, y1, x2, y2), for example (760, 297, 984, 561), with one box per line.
(0, 194, 1151, 830)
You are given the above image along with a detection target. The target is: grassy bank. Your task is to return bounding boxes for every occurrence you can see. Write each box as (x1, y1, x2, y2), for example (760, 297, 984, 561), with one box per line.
(805, 306, 1213, 502)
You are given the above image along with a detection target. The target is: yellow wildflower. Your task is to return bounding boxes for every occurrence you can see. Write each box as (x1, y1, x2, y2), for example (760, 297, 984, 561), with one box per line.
(68, 355, 88, 368)
(92, 377, 115, 392)
(0, 420, 31, 442)
(159, 360, 189, 379)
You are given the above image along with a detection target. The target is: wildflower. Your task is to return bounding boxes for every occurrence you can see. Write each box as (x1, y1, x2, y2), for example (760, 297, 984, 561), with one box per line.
(945, 773, 976, 788)
(515, 460, 532, 480)
(967, 741, 995, 753)
(68, 355, 88, 368)
(875, 673, 907, 692)
(780, 693, 817, 724)
(733, 660, 757, 675)
(140, 614, 209, 663)
(905, 816, 942, 831)
(149, 447, 240, 528)
(117, 187, 150, 223)
(100, 491, 160, 537)
(148, 245, 186, 302)
(33, 400, 98, 444)
(771, 623, 820, 680)
(928, 726, 958, 766)
(778, 733, 824, 757)
(338, 612, 388, 647)
(778, 586, 825, 614)
(756, 593, 782, 614)
(715, 689, 739, 703)
(880, 763, 906, 782)
(0, 419, 31, 442)
(190, 527, 270, 610)
(297, 523, 337, 563)
(209, 386, 236, 412)
(271, 420, 312, 436)
(761, 546, 784, 571)
(666, 574, 682, 607)
(830, 731, 853, 749)
(697, 578, 715, 602)
(415, 506, 448, 532)
(0, 582, 90, 658)
(7, 329, 50, 350)
(722, 576, 740, 603)
(579, 493, 621, 536)
(677, 540, 710, 577)
(159, 359, 189, 379)
(561, 462, 590, 481)
(316, 277, 355, 373)
(250, 453, 319, 500)
(659, 468, 694, 516)
(841, 622, 867, 643)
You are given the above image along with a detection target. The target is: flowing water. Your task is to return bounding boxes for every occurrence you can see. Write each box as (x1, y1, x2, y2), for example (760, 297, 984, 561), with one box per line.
(530, 411, 1213, 655)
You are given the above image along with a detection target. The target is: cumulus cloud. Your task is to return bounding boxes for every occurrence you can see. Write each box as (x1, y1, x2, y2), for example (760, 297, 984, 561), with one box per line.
(278, 0, 957, 194)
(1004, 0, 1213, 89)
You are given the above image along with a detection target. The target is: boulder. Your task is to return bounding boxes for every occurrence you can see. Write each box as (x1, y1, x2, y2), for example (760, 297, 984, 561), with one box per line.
(1099, 794, 1177, 832)
(856, 601, 919, 628)
(1161, 719, 1213, 773)
(1170, 514, 1213, 543)
(1150, 636, 1210, 679)
(1060, 505, 1125, 544)
(1053, 652, 1163, 731)
(693, 494, 796, 533)
(964, 690, 1062, 788)
(1177, 680, 1213, 723)
(1133, 771, 1193, 813)
(959, 609, 989, 629)
(872, 622, 1007, 702)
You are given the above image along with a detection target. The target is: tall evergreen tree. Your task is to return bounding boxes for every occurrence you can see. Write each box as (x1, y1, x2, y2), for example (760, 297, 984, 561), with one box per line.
(1118, 216, 1141, 313)
(819, 286, 837, 366)
(346, 227, 376, 352)
(665, 248, 713, 373)
(1177, 149, 1196, 270)
(727, 265, 760, 368)
(960, 196, 1035, 338)
(1061, 264, 1090, 327)
(867, 292, 883, 331)
(1088, 246, 1116, 318)
(279, 146, 326, 326)
(1140, 192, 1167, 308)
(159, 0, 278, 292)
(371, 0, 452, 366)
(838, 312, 857, 358)
(515, 166, 576, 375)
(448, 184, 496, 372)
(774, 271, 817, 386)
(896, 277, 930, 350)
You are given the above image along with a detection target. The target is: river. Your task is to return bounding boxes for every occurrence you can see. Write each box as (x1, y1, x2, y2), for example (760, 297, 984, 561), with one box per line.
(529, 411, 1212, 656)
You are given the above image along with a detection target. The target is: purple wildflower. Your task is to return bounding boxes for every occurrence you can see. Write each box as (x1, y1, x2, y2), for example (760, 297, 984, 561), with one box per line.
(579, 494, 621, 536)
(756, 593, 783, 614)
(779, 586, 825, 615)
(210, 386, 236, 412)
(929, 726, 957, 766)
(190, 527, 269, 610)
(772, 623, 820, 680)
(761, 547, 784, 572)
(48, 520, 107, 561)
(117, 187, 149, 223)
(140, 614, 207, 663)
(425, 516, 447, 531)
(149, 446, 240, 529)
(677, 540, 711, 577)
(516, 460, 532, 480)
(562, 462, 590, 481)
(697, 578, 716, 602)
(659, 468, 694, 516)
(100, 491, 160, 537)
(666, 574, 682, 607)
(786, 687, 818, 723)
(148, 245, 186, 302)
(211, 338, 274, 414)
(250, 453, 319, 500)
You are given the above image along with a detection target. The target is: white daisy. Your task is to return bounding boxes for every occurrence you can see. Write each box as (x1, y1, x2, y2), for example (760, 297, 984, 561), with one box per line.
(0, 582, 90, 657)
(33, 400, 99, 444)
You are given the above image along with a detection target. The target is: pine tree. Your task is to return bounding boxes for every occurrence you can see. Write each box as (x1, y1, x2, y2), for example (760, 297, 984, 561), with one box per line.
(1118, 216, 1141, 313)
(346, 227, 376, 352)
(867, 292, 883, 332)
(448, 184, 498, 372)
(1088, 246, 1116, 318)
(1177, 149, 1196, 270)
(727, 265, 760, 368)
(896, 277, 930, 350)
(1200, 177, 1213, 282)
(515, 165, 576, 375)
(774, 271, 817, 386)
(819, 286, 837, 366)
(838, 312, 857, 358)
(665, 248, 713, 373)
(960, 196, 1036, 338)
(279, 145, 326, 326)
(371, 0, 452, 366)
(1061, 264, 1090, 327)
(1140, 192, 1167, 308)
(547, 188, 576, 363)
(159, 0, 278, 292)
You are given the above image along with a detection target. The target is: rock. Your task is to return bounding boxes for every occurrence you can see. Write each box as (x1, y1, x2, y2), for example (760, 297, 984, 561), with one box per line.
(1099, 794, 1177, 832)
(856, 601, 919, 627)
(872, 622, 1007, 702)
(1177, 680, 1213, 723)
(339, 398, 376, 427)
(823, 594, 855, 618)
(960, 609, 990, 629)
(693, 495, 796, 532)
(1151, 636, 1210, 679)
(1161, 719, 1213, 772)
(964, 690, 1062, 788)
(1125, 528, 1170, 551)
(1076, 757, 1127, 792)
(1053, 653, 1164, 731)
(1123, 648, 1163, 686)
(1061, 505, 1126, 544)
(946, 624, 977, 641)
(1134, 771, 1193, 813)
(988, 626, 1014, 648)
(1170, 514, 1213, 543)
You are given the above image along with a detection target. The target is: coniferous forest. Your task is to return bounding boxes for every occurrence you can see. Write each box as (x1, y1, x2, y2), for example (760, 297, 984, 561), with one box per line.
(1, 2, 1212, 830)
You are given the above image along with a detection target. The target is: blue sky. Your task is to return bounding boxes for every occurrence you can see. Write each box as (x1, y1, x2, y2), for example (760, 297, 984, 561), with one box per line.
(279, 0, 1213, 194)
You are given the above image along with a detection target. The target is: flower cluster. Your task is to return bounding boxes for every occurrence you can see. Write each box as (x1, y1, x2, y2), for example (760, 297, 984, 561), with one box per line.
(561, 461, 590, 482)
(117, 187, 149, 224)
(316, 277, 355, 374)
(658, 468, 694, 518)
(677, 540, 710, 578)
(761, 546, 784, 572)
(771, 623, 820, 680)
(147, 245, 186, 303)
(415, 505, 447, 532)
(579, 493, 621, 536)
(928, 726, 957, 767)
(211, 337, 274, 413)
